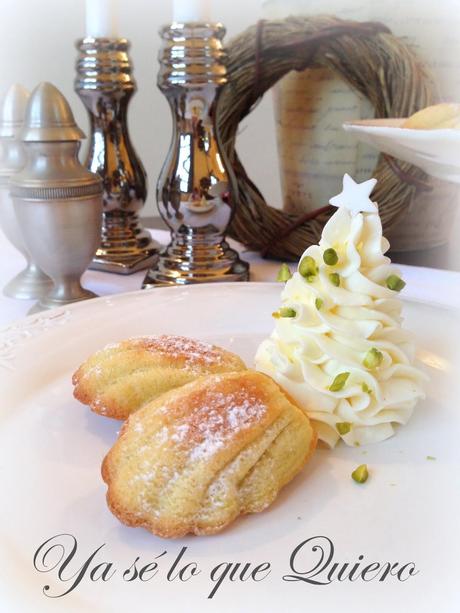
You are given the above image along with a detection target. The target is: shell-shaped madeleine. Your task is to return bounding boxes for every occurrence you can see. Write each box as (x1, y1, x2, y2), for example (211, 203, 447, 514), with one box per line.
(101, 370, 317, 537)
(72, 335, 247, 420)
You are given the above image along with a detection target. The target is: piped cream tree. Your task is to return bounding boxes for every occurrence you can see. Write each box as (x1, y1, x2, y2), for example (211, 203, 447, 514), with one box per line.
(256, 174, 426, 447)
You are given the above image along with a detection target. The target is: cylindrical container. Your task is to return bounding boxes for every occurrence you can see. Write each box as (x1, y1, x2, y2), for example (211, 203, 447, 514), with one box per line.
(0, 84, 52, 299)
(142, 22, 249, 287)
(10, 82, 103, 311)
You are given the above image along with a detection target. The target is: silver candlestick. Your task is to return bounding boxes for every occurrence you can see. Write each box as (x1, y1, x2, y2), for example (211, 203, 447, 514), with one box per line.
(0, 84, 52, 299)
(75, 37, 159, 274)
(10, 82, 103, 312)
(142, 22, 249, 287)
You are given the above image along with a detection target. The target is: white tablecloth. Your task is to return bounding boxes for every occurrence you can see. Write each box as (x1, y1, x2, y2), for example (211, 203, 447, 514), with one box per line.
(1, 228, 459, 328)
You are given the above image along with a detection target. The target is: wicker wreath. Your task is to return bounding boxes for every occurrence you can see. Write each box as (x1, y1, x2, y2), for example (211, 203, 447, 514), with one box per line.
(218, 16, 437, 260)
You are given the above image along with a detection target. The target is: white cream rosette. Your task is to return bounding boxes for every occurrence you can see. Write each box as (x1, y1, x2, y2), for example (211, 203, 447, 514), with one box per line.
(255, 204, 426, 447)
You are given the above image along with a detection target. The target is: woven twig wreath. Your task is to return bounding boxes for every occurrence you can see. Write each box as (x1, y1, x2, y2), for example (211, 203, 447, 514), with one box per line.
(218, 16, 437, 260)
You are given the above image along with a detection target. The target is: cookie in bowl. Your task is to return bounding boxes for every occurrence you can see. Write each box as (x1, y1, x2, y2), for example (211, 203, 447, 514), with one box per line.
(402, 103, 460, 129)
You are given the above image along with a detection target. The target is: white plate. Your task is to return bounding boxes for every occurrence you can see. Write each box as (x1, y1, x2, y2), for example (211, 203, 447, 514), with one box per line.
(0, 283, 459, 613)
(343, 118, 460, 183)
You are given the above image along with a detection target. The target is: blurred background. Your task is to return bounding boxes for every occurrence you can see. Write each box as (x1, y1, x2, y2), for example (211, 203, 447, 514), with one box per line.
(1, 0, 459, 269)
(0, 0, 280, 216)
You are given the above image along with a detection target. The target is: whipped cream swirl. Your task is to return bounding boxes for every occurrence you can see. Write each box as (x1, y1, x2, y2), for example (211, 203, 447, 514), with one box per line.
(255, 207, 426, 447)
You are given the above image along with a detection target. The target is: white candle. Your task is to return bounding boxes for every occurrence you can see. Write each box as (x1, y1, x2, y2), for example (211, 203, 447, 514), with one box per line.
(172, 0, 211, 23)
(85, 0, 119, 38)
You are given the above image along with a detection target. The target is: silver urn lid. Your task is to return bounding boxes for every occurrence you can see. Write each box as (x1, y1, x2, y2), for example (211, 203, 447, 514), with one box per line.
(22, 82, 85, 143)
(0, 83, 29, 139)
(0, 84, 30, 183)
(10, 82, 102, 200)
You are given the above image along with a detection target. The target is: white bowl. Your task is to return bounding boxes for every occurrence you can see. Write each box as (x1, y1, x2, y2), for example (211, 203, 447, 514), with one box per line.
(343, 118, 460, 184)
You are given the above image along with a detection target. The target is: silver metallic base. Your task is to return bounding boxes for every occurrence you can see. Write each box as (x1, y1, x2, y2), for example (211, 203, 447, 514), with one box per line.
(3, 261, 52, 300)
(29, 285, 98, 313)
(142, 240, 249, 288)
(89, 212, 161, 274)
(90, 249, 158, 274)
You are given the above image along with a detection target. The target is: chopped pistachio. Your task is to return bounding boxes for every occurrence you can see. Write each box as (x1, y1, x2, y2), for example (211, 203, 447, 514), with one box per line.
(336, 422, 351, 435)
(279, 306, 297, 318)
(352, 464, 369, 483)
(361, 382, 373, 394)
(306, 274, 316, 283)
(426, 455, 436, 461)
(276, 263, 292, 282)
(272, 311, 280, 319)
(329, 272, 340, 287)
(315, 297, 324, 310)
(329, 372, 350, 392)
(323, 248, 339, 266)
(354, 441, 361, 447)
(363, 347, 383, 369)
(299, 255, 318, 278)
(386, 274, 406, 292)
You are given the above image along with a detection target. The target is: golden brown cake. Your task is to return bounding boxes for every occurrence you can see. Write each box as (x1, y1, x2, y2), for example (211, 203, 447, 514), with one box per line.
(72, 335, 247, 420)
(101, 370, 317, 538)
(403, 103, 460, 129)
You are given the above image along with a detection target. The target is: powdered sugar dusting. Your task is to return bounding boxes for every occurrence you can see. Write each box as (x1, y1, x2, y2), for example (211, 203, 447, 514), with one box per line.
(129, 384, 267, 466)
(187, 389, 267, 461)
(102, 341, 122, 351)
(205, 480, 230, 509)
(87, 364, 103, 378)
(126, 335, 226, 370)
(124, 376, 269, 518)
(92, 398, 108, 414)
(133, 421, 144, 434)
(154, 426, 169, 445)
(131, 469, 157, 484)
(171, 423, 189, 443)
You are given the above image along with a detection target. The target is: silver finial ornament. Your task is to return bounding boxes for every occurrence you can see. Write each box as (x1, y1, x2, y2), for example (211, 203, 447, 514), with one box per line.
(10, 82, 103, 312)
(0, 84, 52, 299)
(0, 83, 29, 139)
(142, 23, 249, 287)
(75, 37, 159, 274)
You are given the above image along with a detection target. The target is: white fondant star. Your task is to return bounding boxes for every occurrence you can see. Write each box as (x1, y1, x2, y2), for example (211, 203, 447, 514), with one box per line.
(329, 174, 378, 215)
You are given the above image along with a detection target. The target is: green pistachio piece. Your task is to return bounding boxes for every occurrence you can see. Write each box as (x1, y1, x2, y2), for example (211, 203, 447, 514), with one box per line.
(272, 311, 280, 319)
(276, 263, 292, 282)
(386, 274, 406, 292)
(361, 382, 372, 394)
(315, 297, 324, 310)
(363, 347, 383, 369)
(329, 372, 350, 392)
(323, 248, 339, 266)
(426, 455, 436, 461)
(299, 255, 318, 278)
(279, 307, 297, 318)
(329, 272, 340, 287)
(336, 422, 351, 435)
(352, 464, 369, 483)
